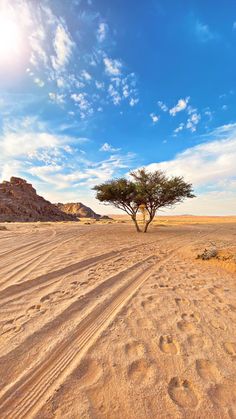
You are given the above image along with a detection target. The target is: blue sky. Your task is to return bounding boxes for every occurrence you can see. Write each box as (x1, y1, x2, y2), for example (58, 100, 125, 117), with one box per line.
(0, 0, 235, 214)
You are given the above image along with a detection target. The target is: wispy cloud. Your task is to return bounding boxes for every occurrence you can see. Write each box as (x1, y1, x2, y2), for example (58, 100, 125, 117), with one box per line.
(195, 21, 218, 42)
(157, 101, 168, 112)
(51, 23, 75, 71)
(169, 97, 190, 116)
(129, 97, 139, 107)
(81, 70, 92, 81)
(144, 123, 236, 214)
(100, 142, 121, 152)
(49, 92, 65, 105)
(150, 113, 159, 124)
(174, 122, 184, 134)
(70, 93, 93, 118)
(104, 57, 122, 76)
(0, 115, 134, 207)
(1, 1, 138, 119)
(186, 112, 201, 132)
(97, 22, 108, 42)
(106, 73, 139, 107)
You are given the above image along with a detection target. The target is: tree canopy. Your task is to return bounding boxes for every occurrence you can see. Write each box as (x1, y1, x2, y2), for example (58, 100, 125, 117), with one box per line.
(93, 169, 195, 232)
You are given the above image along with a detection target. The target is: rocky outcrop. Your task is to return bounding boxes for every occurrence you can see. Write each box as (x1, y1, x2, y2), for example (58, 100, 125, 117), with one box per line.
(0, 177, 77, 222)
(56, 202, 111, 220)
(57, 202, 100, 219)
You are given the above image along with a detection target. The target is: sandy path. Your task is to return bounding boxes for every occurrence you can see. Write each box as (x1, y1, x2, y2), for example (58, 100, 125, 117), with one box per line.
(0, 222, 235, 418)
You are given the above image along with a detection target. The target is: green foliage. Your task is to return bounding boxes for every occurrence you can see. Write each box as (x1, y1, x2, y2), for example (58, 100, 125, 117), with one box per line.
(93, 168, 195, 232)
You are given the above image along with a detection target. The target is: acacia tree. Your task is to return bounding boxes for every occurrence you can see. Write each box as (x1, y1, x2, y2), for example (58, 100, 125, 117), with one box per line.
(93, 169, 195, 232)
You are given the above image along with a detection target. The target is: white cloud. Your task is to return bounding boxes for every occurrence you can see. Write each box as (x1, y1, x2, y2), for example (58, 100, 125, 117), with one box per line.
(10, 2, 138, 118)
(97, 22, 108, 42)
(34, 77, 44, 87)
(29, 26, 48, 68)
(158, 101, 168, 112)
(123, 85, 129, 98)
(70, 93, 93, 118)
(104, 57, 122, 76)
(143, 123, 236, 214)
(51, 23, 74, 71)
(174, 122, 184, 134)
(195, 21, 217, 42)
(169, 97, 190, 116)
(129, 97, 139, 107)
(100, 142, 120, 152)
(186, 113, 201, 132)
(0, 117, 88, 161)
(56, 77, 65, 88)
(2, 145, 135, 204)
(1, 132, 60, 159)
(108, 84, 122, 105)
(81, 70, 92, 81)
(95, 80, 104, 89)
(150, 113, 159, 123)
(49, 92, 65, 105)
(205, 110, 213, 120)
(187, 105, 197, 115)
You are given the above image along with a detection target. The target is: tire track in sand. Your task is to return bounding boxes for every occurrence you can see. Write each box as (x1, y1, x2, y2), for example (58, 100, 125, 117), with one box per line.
(0, 248, 181, 418)
(0, 229, 218, 417)
(0, 233, 181, 306)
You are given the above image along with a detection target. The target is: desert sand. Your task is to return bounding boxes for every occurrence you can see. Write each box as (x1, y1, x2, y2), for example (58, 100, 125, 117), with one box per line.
(0, 217, 236, 418)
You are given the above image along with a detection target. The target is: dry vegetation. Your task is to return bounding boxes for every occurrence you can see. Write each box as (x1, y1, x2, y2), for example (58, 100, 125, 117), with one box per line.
(0, 216, 235, 418)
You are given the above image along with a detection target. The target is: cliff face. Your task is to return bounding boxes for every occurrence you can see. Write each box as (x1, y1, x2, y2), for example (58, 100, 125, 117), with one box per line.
(0, 177, 77, 222)
(56, 202, 101, 219)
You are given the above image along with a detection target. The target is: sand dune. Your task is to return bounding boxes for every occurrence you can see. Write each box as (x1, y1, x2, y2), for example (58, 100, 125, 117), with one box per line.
(0, 219, 236, 418)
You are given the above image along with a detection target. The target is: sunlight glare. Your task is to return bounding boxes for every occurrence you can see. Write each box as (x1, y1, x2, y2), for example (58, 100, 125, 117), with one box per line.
(0, 12, 21, 61)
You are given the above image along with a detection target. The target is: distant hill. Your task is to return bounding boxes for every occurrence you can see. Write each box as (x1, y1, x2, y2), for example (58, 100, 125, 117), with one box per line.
(0, 177, 77, 222)
(56, 202, 111, 220)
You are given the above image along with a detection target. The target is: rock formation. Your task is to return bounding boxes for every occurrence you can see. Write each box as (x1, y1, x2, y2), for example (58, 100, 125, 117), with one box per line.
(57, 202, 100, 219)
(56, 202, 111, 220)
(0, 177, 77, 222)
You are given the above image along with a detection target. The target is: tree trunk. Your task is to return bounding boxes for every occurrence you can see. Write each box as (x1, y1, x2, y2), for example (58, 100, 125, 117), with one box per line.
(143, 214, 154, 232)
(131, 215, 141, 232)
(143, 220, 151, 233)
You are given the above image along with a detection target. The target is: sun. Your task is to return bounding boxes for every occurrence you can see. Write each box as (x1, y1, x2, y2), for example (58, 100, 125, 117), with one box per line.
(0, 11, 21, 62)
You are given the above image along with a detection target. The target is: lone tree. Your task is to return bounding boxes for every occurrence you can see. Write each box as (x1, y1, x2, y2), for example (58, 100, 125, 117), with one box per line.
(93, 169, 195, 232)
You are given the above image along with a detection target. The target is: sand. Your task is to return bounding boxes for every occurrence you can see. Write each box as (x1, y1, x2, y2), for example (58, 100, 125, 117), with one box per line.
(0, 218, 236, 418)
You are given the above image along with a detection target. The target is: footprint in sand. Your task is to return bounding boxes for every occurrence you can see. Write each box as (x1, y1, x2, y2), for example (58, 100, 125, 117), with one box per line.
(196, 359, 221, 381)
(175, 298, 190, 308)
(177, 320, 196, 333)
(127, 358, 156, 386)
(140, 300, 148, 309)
(70, 280, 79, 290)
(181, 312, 200, 323)
(80, 281, 89, 286)
(0, 318, 23, 336)
(73, 357, 103, 387)
(140, 296, 154, 309)
(136, 318, 154, 330)
(223, 342, 236, 356)
(209, 380, 236, 407)
(187, 334, 212, 350)
(125, 341, 146, 358)
(168, 377, 199, 408)
(40, 289, 73, 304)
(40, 291, 62, 303)
(26, 304, 46, 316)
(159, 335, 179, 354)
